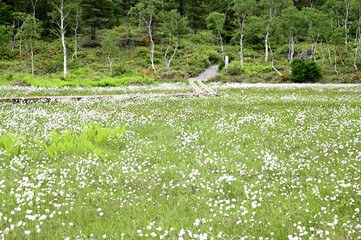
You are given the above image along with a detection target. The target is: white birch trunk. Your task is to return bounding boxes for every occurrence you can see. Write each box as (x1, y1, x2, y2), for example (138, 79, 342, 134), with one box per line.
(326, 38, 332, 64)
(269, 43, 281, 76)
(72, 14, 79, 61)
(240, 34, 244, 69)
(148, 17, 156, 73)
(108, 53, 113, 75)
(19, 36, 22, 56)
(320, 41, 325, 68)
(265, 7, 273, 63)
(61, 20, 67, 78)
(354, 27, 360, 71)
(165, 42, 178, 68)
(313, 42, 317, 62)
(220, 34, 224, 62)
(344, 1, 350, 56)
(334, 46, 338, 75)
(11, 22, 16, 51)
(31, 41, 34, 77)
(265, 30, 269, 62)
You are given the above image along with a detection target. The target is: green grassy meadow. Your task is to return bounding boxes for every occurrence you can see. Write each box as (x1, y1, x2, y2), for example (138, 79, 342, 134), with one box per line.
(0, 83, 360, 239)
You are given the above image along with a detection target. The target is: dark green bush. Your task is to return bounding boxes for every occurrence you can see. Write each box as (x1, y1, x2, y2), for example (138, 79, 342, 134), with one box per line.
(290, 59, 322, 83)
(228, 62, 244, 76)
(113, 62, 133, 76)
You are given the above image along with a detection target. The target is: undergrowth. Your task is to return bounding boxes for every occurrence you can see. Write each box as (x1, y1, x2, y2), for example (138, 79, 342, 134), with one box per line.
(0, 122, 125, 159)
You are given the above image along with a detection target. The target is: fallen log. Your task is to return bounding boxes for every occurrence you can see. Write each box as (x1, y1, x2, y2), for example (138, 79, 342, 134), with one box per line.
(0, 92, 217, 103)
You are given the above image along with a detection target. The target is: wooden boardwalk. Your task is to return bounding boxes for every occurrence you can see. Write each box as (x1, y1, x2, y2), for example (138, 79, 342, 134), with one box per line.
(0, 66, 218, 102)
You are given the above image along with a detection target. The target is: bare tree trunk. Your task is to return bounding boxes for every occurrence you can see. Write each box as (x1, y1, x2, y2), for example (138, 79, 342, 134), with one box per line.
(334, 46, 338, 75)
(240, 34, 244, 69)
(163, 32, 178, 68)
(265, 30, 269, 62)
(60, 14, 67, 78)
(354, 27, 360, 71)
(31, 41, 34, 77)
(326, 38, 332, 64)
(344, 1, 350, 57)
(288, 35, 294, 63)
(108, 53, 113, 75)
(320, 41, 325, 68)
(219, 34, 224, 62)
(11, 21, 16, 51)
(148, 17, 156, 73)
(296, 40, 300, 57)
(138, 11, 142, 29)
(165, 42, 178, 68)
(19, 36, 22, 56)
(50, 0, 68, 77)
(313, 41, 317, 62)
(72, 14, 79, 61)
(269, 43, 281, 76)
(127, 14, 130, 38)
(265, 7, 273, 63)
(62, 31, 67, 78)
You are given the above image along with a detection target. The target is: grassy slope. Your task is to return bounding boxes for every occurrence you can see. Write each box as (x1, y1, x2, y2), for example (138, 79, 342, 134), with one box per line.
(1, 28, 361, 87)
(0, 84, 360, 239)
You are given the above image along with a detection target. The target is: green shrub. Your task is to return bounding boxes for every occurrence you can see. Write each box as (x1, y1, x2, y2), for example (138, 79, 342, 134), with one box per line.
(113, 62, 132, 76)
(68, 59, 81, 70)
(218, 60, 225, 70)
(228, 62, 244, 76)
(136, 47, 149, 57)
(0, 73, 14, 84)
(207, 50, 221, 64)
(290, 59, 322, 83)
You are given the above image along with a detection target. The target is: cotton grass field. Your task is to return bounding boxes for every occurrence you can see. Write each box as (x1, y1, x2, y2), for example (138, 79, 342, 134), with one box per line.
(0, 83, 361, 239)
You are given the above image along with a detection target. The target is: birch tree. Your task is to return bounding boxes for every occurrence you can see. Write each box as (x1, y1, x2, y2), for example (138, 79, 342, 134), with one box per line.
(231, 0, 257, 69)
(71, 2, 82, 61)
(21, 14, 41, 77)
(48, 0, 75, 78)
(103, 31, 120, 75)
(11, 12, 28, 54)
(278, 6, 304, 63)
(302, 7, 325, 62)
(206, 12, 226, 62)
(159, 10, 190, 68)
(260, 0, 292, 62)
(130, 0, 162, 73)
(351, 0, 361, 70)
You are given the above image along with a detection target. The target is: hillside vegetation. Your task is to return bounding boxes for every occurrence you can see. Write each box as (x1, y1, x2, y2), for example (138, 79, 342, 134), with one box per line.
(0, 0, 361, 86)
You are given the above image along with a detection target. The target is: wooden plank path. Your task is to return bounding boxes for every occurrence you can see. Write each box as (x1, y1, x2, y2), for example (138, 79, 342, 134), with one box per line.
(0, 92, 216, 102)
(0, 66, 219, 102)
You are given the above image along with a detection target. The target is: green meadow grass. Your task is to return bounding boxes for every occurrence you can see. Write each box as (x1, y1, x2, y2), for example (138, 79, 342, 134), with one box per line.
(0, 84, 360, 239)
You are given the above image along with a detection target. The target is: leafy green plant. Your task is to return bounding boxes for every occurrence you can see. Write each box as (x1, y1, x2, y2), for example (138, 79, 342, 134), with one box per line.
(39, 123, 125, 159)
(0, 135, 21, 155)
(228, 62, 244, 76)
(290, 58, 322, 82)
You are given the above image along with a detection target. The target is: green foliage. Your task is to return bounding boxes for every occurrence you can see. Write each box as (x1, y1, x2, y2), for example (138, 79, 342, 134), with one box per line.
(0, 134, 21, 155)
(290, 58, 322, 82)
(0, 25, 11, 45)
(226, 61, 272, 75)
(136, 47, 149, 57)
(113, 61, 133, 76)
(228, 62, 244, 76)
(206, 12, 225, 36)
(0, 73, 13, 84)
(0, 123, 125, 159)
(0, 70, 156, 87)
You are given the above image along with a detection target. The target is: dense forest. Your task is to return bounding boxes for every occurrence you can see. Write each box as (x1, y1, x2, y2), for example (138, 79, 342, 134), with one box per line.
(0, 0, 361, 85)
